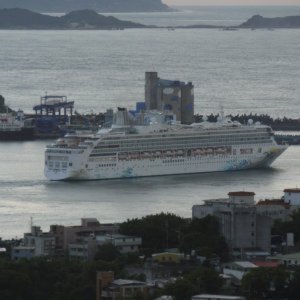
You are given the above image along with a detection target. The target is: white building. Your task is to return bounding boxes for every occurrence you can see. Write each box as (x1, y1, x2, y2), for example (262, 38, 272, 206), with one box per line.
(256, 199, 291, 221)
(223, 261, 258, 281)
(192, 192, 272, 252)
(283, 188, 300, 205)
(12, 226, 55, 260)
(68, 233, 142, 260)
(68, 236, 97, 260)
(11, 246, 35, 261)
(271, 252, 300, 267)
(96, 234, 142, 254)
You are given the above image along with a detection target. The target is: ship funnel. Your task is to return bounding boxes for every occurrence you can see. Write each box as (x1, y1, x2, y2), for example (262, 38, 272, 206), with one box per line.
(113, 108, 132, 126)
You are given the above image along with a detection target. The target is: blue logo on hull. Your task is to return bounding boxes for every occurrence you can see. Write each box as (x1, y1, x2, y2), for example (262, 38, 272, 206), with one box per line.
(122, 167, 134, 178)
(224, 159, 251, 171)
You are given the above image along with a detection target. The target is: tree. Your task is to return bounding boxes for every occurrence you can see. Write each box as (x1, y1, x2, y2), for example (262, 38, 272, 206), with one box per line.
(180, 216, 229, 261)
(95, 244, 121, 261)
(272, 209, 300, 243)
(287, 267, 300, 299)
(242, 268, 273, 299)
(162, 266, 223, 300)
(119, 213, 186, 253)
(185, 267, 223, 294)
(164, 278, 198, 300)
(0, 270, 32, 300)
(241, 266, 291, 300)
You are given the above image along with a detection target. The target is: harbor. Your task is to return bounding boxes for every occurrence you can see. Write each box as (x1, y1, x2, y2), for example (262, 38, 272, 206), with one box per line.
(1, 70, 300, 144)
(0, 4, 300, 299)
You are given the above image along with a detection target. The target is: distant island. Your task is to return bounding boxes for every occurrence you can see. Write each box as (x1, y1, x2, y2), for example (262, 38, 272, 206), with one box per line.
(239, 14, 300, 28)
(0, 0, 173, 13)
(185, 14, 300, 29)
(1, 9, 300, 30)
(0, 8, 146, 29)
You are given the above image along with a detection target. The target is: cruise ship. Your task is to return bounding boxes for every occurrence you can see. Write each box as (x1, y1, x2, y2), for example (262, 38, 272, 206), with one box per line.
(44, 109, 287, 181)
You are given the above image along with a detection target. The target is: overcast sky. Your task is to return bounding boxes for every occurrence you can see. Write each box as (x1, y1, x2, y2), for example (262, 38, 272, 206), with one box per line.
(164, 0, 300, 5)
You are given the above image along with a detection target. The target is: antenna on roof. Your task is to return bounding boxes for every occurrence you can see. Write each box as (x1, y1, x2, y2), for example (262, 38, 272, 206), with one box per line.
(220, 105, 224, 121)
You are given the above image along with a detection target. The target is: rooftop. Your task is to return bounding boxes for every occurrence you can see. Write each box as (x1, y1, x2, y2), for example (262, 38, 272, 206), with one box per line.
(192, 295, 245, 300)
(12, 246, 35, 250)
(253, 261, 280, 268)
(284, 188, 300, 193)
(96, 234, 140, 241)
(275, 252, 300, 260)
(231, 261, 258, 269)
(228, 191, 255, 196)
(236, 261, 257, 268)
(256, 199, 290, 208)
(112, 279, 146, 287)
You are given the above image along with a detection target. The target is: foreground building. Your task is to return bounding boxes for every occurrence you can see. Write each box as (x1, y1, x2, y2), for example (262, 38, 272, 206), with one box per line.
(256, 188, 300, 221)
(96, 271, 148, 300)
(270, 252, 300, 267)
(222, 261, 258, 281)
(50, 218, 119, 252)
(12, 226, 55, 260)
(192, 191, 272, 253)
(11, 218, 130, 260)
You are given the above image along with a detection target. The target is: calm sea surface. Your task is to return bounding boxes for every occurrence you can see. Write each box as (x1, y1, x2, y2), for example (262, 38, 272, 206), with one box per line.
(0, 6, 300, 239)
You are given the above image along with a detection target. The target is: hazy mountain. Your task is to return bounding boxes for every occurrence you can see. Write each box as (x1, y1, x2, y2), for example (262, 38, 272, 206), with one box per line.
(240, 15, 300, 28)
(0, 0, 173, 13)
(0, 8, 146, 29)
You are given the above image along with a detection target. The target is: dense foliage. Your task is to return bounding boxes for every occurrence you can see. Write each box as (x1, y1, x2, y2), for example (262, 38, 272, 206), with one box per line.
(163, 267, 223, 300)
(0, 213, 230, 299)
(94, 243, 121, 261)
(119, 213, 184, 254)
(0, 257, 121, 300)
(241, 266, 300, 300)
(179, 217, 229, 261)
(272, 209, 300, 243)
(119, 213, 229, 261)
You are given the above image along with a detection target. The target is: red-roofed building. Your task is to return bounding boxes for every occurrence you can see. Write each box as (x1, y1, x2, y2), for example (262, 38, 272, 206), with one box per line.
(228, 191, 255, 205)
(256, 199, 291, 221)
(284, 188, 300, 193)
(228, 192, 255, 196)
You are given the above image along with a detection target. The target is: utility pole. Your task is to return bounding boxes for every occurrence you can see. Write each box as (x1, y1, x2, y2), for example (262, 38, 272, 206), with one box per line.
(165, 220, 169, 250)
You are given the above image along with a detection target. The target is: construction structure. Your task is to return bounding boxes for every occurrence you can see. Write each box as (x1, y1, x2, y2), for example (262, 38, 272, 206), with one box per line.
(145, 72, 194, 124)
(33, 95, 74, 117)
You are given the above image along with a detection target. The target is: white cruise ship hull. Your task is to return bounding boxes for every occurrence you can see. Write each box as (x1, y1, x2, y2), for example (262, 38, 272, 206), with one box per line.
(45, 144, 287, 181)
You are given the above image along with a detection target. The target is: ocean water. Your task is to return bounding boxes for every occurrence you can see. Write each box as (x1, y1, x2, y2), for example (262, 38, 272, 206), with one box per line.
(0, 6, 300, 239)
(0, 6, 299, 118)
(0, 141, 299, 240)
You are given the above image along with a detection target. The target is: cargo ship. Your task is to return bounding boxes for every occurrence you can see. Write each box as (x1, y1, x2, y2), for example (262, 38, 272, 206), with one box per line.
(0, 110, 34, 141)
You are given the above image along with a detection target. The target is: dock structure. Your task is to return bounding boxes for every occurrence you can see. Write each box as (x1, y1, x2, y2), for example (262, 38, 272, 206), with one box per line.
(33, 95, 74, 117)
